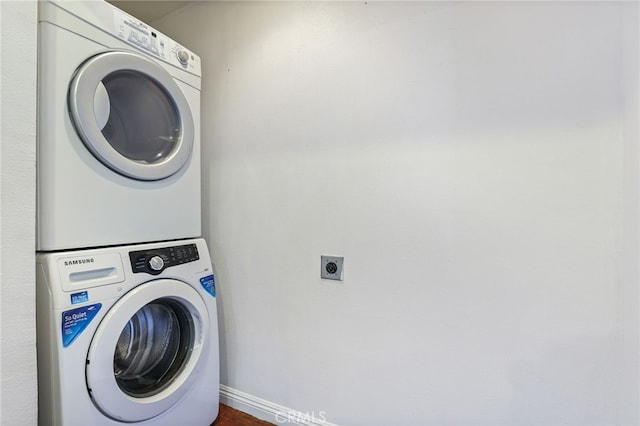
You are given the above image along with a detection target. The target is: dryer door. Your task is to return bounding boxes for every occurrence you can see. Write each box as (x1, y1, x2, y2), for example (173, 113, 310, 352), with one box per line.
(68, 50, 194, 181)
(86, 279, 209, 422)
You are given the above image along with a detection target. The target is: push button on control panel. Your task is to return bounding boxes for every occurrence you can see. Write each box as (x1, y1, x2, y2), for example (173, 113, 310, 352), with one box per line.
(129, 243, 199, 275)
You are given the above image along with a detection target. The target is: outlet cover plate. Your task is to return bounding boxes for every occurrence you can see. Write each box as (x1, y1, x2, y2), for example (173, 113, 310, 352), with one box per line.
(321, 256, 343, 280)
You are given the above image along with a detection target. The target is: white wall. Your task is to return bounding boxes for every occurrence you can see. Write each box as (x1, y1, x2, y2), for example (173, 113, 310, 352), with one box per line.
(155, 2, 639, 424)
(0, 1, 38, 424)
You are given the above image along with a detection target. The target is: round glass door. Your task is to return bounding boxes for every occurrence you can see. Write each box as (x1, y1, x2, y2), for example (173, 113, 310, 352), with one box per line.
(86, 280, 209, 422)
(69, 50, 194, 181)
(113, 299, 193, 398)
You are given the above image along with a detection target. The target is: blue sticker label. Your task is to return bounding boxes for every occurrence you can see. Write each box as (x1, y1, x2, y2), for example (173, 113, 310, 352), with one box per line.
(200, 274, 216, 297)
(62, 303, 102, 348)
(70, 291, 89, 305)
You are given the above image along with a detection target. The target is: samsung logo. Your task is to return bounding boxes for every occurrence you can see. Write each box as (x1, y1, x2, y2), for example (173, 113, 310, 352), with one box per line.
(64, 258, 95, 266)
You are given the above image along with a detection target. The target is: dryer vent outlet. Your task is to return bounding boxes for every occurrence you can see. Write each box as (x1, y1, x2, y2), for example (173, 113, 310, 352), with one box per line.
(321, 256, 343, 281)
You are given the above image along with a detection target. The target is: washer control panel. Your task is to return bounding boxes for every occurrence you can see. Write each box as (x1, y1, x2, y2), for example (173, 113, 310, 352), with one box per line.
(129, 243, 200, 275)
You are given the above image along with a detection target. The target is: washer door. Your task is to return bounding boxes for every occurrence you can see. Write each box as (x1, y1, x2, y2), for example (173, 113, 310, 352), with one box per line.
(68, 50, 194, 181)
(86, 279, 208, 422)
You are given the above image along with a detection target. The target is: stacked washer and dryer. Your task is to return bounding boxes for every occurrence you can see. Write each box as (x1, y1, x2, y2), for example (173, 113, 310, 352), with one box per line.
(36, 1, 219, 425)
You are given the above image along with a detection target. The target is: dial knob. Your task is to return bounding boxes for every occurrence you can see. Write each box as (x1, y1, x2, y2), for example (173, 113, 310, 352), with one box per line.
(176, 49, 189, 65)
(148, 255, 165, 271)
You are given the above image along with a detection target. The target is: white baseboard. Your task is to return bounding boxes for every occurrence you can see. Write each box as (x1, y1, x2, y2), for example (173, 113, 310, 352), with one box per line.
(219, 384, 337, 426)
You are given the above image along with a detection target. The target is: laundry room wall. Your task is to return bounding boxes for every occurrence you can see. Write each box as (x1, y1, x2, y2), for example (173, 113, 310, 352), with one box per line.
(154, 2, 639, 425)
(0, 1, 38, 424)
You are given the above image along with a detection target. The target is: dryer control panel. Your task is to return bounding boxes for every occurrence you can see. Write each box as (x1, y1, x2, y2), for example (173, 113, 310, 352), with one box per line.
(129, 243, 199, 275)
(112, 9, 201, 75)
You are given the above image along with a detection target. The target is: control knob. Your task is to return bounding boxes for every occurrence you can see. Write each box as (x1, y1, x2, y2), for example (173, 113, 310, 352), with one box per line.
(148, 255, 165, 271)
(176, 49, 189, 66)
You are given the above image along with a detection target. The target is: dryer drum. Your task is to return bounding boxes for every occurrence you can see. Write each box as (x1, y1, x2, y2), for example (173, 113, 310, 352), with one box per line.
(68, 50, 195, 181)
(98, 70, 181, 164)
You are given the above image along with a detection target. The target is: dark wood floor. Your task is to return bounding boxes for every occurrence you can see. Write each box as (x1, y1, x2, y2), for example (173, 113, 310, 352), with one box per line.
(212, 404, 274, 426)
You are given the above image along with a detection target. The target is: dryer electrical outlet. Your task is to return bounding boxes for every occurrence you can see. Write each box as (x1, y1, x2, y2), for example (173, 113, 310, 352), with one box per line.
(321, 256, 343, 281)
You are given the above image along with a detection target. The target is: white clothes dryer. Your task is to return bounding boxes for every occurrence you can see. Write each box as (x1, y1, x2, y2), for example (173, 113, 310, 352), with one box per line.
(38, 0, 202, 251)
(36, 238, 219, 426)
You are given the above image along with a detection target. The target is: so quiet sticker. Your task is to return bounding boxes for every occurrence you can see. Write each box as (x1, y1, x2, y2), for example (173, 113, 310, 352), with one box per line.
(62, 303, 101, 348)
(200, 275, 216, 297)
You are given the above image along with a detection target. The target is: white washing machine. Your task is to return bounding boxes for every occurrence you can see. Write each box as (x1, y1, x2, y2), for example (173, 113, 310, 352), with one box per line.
(36, 239, 219, 425)
(38, 0, 202, 251)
